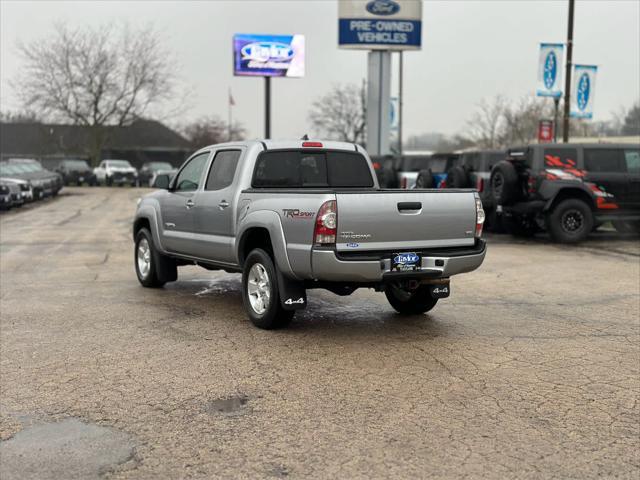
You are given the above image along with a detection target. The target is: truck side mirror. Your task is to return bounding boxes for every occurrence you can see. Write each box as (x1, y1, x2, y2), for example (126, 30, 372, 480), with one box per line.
(153, 173, 171, 190)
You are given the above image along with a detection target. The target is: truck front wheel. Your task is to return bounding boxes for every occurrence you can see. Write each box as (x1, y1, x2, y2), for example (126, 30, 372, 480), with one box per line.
(242, 248, 295, 329)
(135, 228, 168, 288)
(385, 284, 438, 315)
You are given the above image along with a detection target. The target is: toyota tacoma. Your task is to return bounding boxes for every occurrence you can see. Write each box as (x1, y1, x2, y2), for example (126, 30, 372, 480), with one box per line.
(133, 140, 487, 329)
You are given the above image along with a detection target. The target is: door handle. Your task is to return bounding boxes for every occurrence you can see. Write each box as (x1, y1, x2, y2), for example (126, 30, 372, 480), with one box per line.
(398, 202, 422, 211)
(185, 199, 195, 209)
(218, 200, 229, 209)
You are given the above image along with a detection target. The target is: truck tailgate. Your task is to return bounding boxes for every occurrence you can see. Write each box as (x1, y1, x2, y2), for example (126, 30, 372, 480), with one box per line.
(335, 190, 477, 251)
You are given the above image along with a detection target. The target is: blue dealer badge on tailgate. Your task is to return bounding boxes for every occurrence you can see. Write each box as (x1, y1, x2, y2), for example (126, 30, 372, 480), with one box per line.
(394, 253, 419, 265)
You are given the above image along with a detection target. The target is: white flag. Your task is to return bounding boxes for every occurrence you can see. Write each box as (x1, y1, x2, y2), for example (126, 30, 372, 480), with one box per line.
(571, 65, 597, 119)
(536, 43, 564, 98)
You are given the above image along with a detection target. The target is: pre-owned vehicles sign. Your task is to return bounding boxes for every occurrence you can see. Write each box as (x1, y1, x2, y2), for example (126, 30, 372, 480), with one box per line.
(233, 34, 305, 77)
(338, 0, 422, 50)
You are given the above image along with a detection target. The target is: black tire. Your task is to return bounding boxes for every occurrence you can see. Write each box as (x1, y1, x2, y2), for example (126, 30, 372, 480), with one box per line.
(446, 166, 470, 188)
(490, 161, 520, 205)
(134, 228, 167, 288)
(545, 199, 594, 244)
(106, 176, 113, 186)
(242, 248, 295, 329)
(612, 220, 640, 234)
(384, 284, 438, 315)
(415, 169, 434, 188)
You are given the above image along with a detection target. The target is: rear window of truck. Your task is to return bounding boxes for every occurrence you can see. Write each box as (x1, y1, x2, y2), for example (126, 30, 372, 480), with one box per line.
(252, 150, 374, 188)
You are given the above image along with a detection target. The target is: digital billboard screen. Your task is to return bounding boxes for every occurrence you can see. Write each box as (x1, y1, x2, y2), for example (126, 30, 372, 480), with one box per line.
(233, 34, 305, 78)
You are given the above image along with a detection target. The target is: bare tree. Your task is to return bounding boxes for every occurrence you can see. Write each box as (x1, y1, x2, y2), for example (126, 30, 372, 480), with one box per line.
(0, 109, 41, 123)
(466, 96, 506, 148)
(501, 96, 551, 145)
(622, 101, 640, 136)
(181, 117, 247, 150)
(14, 23, 178, 164)
(308, 82, 366, 144)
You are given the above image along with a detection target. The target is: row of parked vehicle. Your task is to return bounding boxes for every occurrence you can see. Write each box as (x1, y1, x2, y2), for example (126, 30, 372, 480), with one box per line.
(0, 158, 64, 210)
(373, 142, 640, 243)
(55, 159, 178, 188)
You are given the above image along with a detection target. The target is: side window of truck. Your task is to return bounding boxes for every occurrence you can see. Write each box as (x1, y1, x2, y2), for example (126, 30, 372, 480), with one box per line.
(584, 149, 626, 173)
(206, 150, 241, 190)
(624, 149, 640, 174)
(174, 152, 210, 192)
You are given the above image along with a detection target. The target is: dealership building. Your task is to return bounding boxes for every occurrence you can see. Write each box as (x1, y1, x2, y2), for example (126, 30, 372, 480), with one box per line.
(0, 119, 192, 169)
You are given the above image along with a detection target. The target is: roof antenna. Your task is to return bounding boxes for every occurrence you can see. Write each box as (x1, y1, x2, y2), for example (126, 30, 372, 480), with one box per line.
(301, 134, 309, 140)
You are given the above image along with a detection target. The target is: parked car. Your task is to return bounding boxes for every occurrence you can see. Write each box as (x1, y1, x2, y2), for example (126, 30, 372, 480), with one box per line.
(489, 143, 640, 242)
(138, 161, 177, 187)
(414, 153, 461, 189)
(133, 139, 486, 329)
(94, 159, 138, 186)
(0, 180, 22, 210)
(0, 162, 45, 200)
(7, 158, 63, 197)
(56, 159, 97, 186)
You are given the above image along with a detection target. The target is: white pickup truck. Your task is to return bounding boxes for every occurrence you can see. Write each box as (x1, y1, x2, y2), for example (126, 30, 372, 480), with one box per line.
(133, 140, 486, 329)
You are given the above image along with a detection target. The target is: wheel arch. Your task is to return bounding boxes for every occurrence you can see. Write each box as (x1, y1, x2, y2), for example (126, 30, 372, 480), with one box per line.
(236, 211, 297, 279)
(544, 186, 596, 213)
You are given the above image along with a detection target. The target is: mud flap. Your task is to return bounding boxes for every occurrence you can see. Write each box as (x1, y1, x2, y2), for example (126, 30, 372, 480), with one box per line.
(429, 283, 450, 299)
(153, 250, 177, 283)
(277, 270, 307, 310)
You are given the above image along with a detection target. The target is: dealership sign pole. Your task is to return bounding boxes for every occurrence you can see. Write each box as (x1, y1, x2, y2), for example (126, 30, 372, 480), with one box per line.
(233, 34, 305, 139)
(338, 0, 422, 156)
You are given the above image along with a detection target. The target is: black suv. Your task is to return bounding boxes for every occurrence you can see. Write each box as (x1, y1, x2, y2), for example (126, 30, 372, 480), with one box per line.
(489, 143, 640, 243)
(56, 159, 97, 186)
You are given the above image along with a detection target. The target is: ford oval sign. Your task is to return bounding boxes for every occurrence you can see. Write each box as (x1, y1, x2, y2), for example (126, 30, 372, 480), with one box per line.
(241, 42, 294, 63)
(577, 72, 590, 111)
(394, 253, 419, 265)
(366, 0, 400, 16)
(543, 51, 557, 89)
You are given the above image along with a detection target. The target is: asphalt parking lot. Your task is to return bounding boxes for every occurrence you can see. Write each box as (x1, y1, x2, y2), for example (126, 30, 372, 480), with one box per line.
(1, 187, 638, 479)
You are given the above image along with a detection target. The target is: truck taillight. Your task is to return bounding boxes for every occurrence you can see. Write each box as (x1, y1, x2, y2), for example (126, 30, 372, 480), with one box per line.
(401, 177, 407, 189)
(476, 177, 484, 193)
(314, 200, 337, 245)
(475, 197, 485, 237)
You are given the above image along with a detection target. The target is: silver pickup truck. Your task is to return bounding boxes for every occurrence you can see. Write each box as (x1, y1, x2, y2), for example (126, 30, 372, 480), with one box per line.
(133, 140, 487, 329)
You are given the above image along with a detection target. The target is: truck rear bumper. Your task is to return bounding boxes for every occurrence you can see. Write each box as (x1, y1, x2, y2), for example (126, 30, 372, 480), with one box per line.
(311, 240, 487, 283)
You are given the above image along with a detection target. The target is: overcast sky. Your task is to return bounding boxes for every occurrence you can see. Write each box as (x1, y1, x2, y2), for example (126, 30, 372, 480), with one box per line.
(1, 0, 639, 139)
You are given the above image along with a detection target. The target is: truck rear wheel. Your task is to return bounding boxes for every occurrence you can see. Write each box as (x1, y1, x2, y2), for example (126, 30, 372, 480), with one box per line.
(242, 248, 294, 329)
(385, 284, 438, 315)
(545, 198, 594, 243)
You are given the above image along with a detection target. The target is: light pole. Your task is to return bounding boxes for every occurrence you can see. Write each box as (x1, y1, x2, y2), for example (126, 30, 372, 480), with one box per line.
(562, 0, 575, 142)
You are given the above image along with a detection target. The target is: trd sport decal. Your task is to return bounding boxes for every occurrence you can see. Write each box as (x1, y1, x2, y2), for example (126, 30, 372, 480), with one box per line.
(282, 209, 314, 219)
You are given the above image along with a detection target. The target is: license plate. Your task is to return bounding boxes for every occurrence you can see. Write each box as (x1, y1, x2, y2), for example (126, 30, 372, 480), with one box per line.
(79, 177, 84, 182)
(391, 252, 421, 272)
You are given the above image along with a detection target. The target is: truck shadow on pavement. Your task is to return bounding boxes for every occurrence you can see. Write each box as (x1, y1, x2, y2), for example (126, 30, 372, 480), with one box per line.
(162, 276, 449, 339)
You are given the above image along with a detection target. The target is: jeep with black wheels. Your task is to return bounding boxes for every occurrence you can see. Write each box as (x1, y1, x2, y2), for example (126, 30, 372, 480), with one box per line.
(489, 144, 640, 243)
